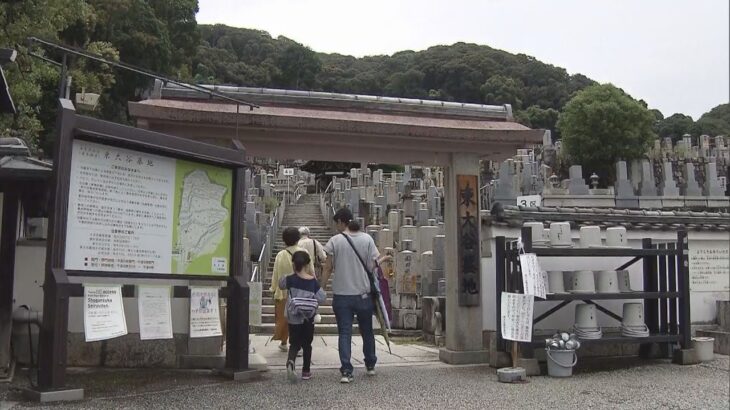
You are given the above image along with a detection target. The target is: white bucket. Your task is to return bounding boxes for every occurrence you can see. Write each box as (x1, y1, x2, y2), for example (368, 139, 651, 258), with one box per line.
(546, 349, 577, 377)
(692, 337, 715, 362)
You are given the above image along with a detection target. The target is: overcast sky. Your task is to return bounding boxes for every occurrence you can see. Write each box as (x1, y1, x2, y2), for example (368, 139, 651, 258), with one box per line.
(197, 0, 729, 119)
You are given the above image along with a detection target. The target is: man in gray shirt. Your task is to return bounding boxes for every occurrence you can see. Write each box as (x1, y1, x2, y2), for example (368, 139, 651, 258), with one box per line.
(321, 208, 379, 383)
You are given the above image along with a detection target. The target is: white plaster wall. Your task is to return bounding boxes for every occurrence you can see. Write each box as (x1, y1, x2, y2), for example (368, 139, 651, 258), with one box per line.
(12, 243, 224, 334)
(481, 226, 730, 332)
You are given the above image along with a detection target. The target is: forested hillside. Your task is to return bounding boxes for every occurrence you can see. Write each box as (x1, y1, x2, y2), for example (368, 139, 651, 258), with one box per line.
(1, 1, 727, 156)
(193, 24, 595, 136)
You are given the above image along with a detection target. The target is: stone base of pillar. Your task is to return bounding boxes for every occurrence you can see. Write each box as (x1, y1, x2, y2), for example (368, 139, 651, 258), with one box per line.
(438, 347, 489, 364)
(672, 348, 700, 365)
(517, 358, 541, 376)
(178, 354, 225, 369)
(488, 350, 511, 368)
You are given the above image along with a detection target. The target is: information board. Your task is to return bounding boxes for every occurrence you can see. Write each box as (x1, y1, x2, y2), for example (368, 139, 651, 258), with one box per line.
(65, 140, 232, 276)
(690, 247, 730, 292)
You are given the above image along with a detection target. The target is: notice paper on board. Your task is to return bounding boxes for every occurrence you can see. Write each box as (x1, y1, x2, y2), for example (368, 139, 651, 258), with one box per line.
(84, 285, 128, 342)
(138, 286, 174, 340)
(189, 287, 222, 338)
(500, 292, 534, 343)
(519, 253, 547, 299)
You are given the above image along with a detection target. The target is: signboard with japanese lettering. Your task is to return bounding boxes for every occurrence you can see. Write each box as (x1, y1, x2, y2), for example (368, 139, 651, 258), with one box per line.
(519, 253, 547, 299)
(689, 247, 730, 292)
(65, 140, 233, 276)
(500, 292, 534, 343)
(83, 285, 127, 342)
(457, 174, 480, 306)
(189, 287, 223, 338)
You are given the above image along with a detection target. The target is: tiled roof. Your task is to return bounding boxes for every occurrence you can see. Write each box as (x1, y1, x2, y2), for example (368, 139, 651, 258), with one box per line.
(482, 204, 730, 232)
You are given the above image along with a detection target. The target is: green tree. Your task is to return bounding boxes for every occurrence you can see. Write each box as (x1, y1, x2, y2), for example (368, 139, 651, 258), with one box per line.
(654, 113, 694, 141)
(384, 69, 426, 98)
(0, 0, 96, 152)
(693, 103, 730, 136)
(557, 84, 655, 182)
(273, 39, 321, 89)
(480, 74, 524, 109)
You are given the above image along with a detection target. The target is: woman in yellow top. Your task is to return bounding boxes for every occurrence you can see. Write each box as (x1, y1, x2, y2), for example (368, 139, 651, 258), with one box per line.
(270, 227, 304, 351)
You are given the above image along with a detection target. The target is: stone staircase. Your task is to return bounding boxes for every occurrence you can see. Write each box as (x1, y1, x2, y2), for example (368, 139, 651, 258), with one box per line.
(255, 194, 355, 334)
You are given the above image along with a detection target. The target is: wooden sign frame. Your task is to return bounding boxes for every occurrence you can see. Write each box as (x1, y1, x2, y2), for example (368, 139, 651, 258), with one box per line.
(35, 100, 251, 394)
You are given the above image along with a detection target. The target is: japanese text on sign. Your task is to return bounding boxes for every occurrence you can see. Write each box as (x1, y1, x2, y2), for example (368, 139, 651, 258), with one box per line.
(501, 292, 534, 343)
(690, 247, 730, 292)
(519, 253, 547, 299)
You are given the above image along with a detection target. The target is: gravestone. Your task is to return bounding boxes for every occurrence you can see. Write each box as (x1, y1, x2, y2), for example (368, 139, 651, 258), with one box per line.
(494, 161, 518, 204)
(567, 165, 589, 195)
(373, 205, 383, 225)
(396, 244, 418, 294)
(417, 202, 430, 226)
(614, 161, 639, 208)
(638, 159, 662, 209)
(388, 210, 401, 233)
(418, 225, 439, 254)
(420, 251, 438, 296)
(703, 161, 725, 196)
(366, 186, 375, 202)
(399, 225, 418, 252)
(386, 184, 399, 206)
(681, 162, 702, 196)
(377, 228, 394, 251)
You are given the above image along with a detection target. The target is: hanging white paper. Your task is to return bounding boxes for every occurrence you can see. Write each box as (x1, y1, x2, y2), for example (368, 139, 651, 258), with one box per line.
(190, 287, 222, 338)
(248, 281, 262, 327)
(500, 292, 534, 343)
(84, 285, 127, 342)
(519, 253, 546, 299)
(138, 286, 173, 340)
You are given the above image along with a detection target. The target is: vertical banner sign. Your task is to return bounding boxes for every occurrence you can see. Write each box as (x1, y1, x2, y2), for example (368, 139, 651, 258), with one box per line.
(500, 292, 534, 342)
(137, 286, 174, 340)
(83, 285, 127, 342)
(456, 175, 480, 306)
(247, 281, 262, 327)
(519, 253, 547, 299)
(189, 287, 223, 338)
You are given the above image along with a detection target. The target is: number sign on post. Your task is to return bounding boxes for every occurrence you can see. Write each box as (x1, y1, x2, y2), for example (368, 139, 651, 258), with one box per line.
(517, 195, 541, 208)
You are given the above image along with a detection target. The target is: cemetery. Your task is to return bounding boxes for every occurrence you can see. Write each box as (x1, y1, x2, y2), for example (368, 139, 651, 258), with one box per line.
(0, 83, 728, 401)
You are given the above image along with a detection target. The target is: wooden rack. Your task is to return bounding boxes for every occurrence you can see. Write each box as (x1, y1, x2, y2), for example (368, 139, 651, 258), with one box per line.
(494, 227, 691, 355)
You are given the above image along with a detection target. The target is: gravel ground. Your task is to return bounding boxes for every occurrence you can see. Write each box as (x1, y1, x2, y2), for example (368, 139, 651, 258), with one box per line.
(1, 356, 728, 409)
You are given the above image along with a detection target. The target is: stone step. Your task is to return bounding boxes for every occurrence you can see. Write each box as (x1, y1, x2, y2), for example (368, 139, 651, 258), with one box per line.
(261, 305, 335, 315)
(262, 289, 333, 298)
(263, 297, 333, 306)
(261, 313, 339, 324)
(251, 323, 355, 335)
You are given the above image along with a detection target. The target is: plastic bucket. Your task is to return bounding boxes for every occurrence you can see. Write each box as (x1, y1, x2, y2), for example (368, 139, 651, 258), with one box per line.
(692, 337, 715, 362)
(546, 349, 577, 377)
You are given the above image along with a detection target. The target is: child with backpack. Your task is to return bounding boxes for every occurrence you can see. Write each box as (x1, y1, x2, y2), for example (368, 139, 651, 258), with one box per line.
(278, 250, 326, 383)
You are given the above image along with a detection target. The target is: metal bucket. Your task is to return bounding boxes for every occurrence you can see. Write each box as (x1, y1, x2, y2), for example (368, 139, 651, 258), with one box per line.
(546, 349, 577, 377)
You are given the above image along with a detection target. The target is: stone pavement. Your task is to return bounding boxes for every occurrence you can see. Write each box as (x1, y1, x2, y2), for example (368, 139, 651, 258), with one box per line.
(1, 355, 728, 409)
(251, 334, 440, 370)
